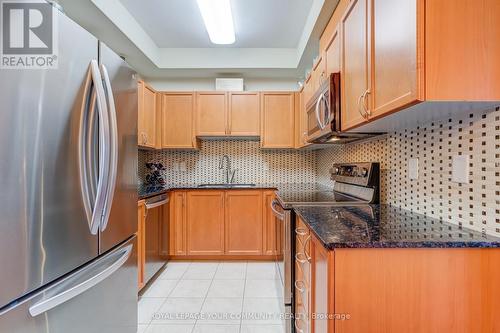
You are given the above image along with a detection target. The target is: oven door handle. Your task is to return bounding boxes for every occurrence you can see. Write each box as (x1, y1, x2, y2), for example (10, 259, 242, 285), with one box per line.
(270, 199, 285, 220)
(145, 197, 169, 210)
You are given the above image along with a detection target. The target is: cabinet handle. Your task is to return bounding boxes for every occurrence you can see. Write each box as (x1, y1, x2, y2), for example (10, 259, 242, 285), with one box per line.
(358, 91, 369, 119)
(144, 133, 149, 144)
(362, 89, 371, 118)
(295, 227, 308, 236)
(295, 280, 306, 293)
(295, 252, 308, 264)
(303, 235, 312, 261)
(295, 318, 305, 333)
(357, 94, 364, 118)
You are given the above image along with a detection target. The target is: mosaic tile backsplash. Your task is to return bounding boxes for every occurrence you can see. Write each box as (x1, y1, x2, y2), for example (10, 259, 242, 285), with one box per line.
(139, 139, 317, 186)
(317, 106, 500, 236)
(139, 105, 500, 236)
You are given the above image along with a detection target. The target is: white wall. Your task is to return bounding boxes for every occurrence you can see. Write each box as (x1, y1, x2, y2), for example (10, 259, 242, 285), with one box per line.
(146, 77, 300, 91)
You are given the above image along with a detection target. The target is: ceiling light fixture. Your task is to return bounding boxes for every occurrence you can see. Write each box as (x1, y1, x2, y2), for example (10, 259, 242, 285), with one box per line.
(196, 0, 235, 45)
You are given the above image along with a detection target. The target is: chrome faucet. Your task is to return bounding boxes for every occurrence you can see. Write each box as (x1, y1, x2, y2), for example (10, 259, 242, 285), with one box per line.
(219, 155, 236, 184)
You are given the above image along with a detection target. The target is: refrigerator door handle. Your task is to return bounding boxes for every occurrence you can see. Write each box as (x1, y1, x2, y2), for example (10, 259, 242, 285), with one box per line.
(88, 59, 111, 234)
(98, 64, 118, 232)
(28, 244, 132, 317)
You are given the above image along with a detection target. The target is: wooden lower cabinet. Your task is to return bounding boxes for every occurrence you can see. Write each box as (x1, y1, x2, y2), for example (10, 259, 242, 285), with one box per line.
(263, 190, 280, 256)
(169, 191, 187, 255)
(295, 216, 500, 332)
(225, 190, 263, 255)
(186, 191, 225, 255)
(310, 235, 334, 333)
(137, 200, 146, 290)
(169, 189, 278, 259)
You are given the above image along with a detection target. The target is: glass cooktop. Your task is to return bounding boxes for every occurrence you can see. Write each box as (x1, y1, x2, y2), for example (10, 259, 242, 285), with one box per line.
(277, 190, 368, 208)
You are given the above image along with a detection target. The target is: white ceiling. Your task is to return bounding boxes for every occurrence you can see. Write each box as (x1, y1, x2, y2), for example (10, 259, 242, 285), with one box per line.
(58, 0, 339, 80)
(119, 0, 313, 48)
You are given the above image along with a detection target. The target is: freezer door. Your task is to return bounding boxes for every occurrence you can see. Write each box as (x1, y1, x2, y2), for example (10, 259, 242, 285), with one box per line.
(0, 236, 137, 333)
(0, 7, 100, 308)
(98, 42, 138, 254)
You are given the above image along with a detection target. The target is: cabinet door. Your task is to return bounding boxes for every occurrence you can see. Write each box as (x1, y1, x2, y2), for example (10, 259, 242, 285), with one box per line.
(169, 191, 187, 256)
(224, 190, 263, 255)
(138, 81, 157, 148)
(370, 0, 419, 119)
(196, 92, 227, 136)
(341, 0, 370, 131)
(262, 191, 279, 255)
(228, 92, 260, 136)
(162, 93, 197, 149)
(260, 92, 295, 148)
(186, 191, 225, 255)
(312, 56, 326, 92)
(137, 200, 146, 290)
(311, 235, 334, 333)
(325, 27, 341, 76)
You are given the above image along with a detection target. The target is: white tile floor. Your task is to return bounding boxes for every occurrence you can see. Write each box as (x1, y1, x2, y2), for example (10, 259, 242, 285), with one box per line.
(138, 261, 286, 333)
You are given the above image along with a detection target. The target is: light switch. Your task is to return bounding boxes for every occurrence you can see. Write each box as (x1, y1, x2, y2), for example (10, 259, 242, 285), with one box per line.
(173, 162, 180, 172)
(452, 155, 469, 184)
(179, 161, 187, 172)
(408, 158, 419, 180)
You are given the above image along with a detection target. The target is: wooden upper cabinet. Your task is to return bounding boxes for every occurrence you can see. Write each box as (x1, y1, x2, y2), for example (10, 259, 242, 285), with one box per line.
(161, 92, 198, 149)
(138, 81, 158, 148)
(224, 190, 263, 255)
(340, 0, 370, 131)
(425, 0, 500, 101)
(196, 92, 227, 136)
(325, 26, 341, 76)
(335, 0, 499, 131)
(370, 0, 420, 120)
(311, 56, 326, 93)
(186, 191, 225, 255)
(260, 92, 295, 149)
(228, 92, 260, 136)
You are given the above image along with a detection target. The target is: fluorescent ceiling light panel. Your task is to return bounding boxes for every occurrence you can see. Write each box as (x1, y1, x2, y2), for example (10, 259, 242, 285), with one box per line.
(197, 0, 235, 44)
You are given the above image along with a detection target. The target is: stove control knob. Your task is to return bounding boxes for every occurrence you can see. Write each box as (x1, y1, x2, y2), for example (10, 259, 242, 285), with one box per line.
(360, 168, 369, 177)
(333, 167, 340, 175)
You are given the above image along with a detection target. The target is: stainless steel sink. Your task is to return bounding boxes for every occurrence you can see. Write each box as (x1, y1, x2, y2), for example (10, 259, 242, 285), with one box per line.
(197, 183, 256, 188)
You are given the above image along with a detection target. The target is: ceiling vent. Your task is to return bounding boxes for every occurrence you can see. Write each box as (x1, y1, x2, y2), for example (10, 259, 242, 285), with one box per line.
(216, 78, 244, 91)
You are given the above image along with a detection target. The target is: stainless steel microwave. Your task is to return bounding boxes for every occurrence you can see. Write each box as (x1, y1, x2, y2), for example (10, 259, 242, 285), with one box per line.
(306, 72, 381, 144)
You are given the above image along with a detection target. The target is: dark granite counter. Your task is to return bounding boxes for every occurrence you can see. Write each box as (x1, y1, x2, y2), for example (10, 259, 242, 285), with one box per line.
(294, 204, 500, 249)
(138, 183, 320, 200)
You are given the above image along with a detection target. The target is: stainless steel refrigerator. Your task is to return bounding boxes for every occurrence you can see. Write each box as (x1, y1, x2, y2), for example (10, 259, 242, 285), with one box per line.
(0, 4, 138, 332)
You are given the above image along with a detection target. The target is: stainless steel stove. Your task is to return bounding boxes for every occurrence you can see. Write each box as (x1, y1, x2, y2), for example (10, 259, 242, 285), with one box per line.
(277, 162, 380, 208)
(271, 162, 380, 333)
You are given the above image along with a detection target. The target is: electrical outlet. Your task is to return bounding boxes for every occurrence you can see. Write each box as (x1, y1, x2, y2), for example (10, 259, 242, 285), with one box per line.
(408, 158, 419, 180)
(452, 155, 469, 184)
(179, 161, 187, 172)
(172, 162, 180, 172)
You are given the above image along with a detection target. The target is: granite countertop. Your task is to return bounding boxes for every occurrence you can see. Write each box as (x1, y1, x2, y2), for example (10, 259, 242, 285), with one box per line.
(294, 204, 500, 249)
(138, 183, 325, 200)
